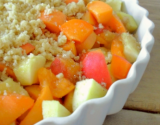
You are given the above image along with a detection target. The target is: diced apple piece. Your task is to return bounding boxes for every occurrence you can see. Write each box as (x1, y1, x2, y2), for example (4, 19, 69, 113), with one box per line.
(64, 90, 74, 113)
(0, 78, 29, 96)
(72, 79, 107, 111)
(117, 11, 138, 33)
(14, 54, 46, 86)
(121, 33, 141, 63)
(107, 64, 117, 83)
(42, 100, 71, 119)
(106, 0, 122, 12)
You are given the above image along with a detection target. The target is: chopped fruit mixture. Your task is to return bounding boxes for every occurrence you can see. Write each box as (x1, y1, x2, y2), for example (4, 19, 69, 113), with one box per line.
(0, 0, 140, 124)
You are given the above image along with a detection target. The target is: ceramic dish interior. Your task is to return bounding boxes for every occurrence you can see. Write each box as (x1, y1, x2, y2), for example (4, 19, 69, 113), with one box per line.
(36, 0, 155, 125)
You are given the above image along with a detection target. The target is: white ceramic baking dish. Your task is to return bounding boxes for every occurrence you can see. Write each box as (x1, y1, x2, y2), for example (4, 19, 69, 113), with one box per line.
(36, 0, 155, 124)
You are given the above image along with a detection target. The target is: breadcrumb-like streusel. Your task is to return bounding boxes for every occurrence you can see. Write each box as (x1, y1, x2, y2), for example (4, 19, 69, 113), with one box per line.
(0, 0, 87, 79)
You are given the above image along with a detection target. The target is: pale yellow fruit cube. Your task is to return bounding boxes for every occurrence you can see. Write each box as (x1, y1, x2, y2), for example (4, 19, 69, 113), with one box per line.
(42, 100, 71, 119)
(121, 33, 141, 63)
(64, 90, 74, 113)
(0, 78, 29, 96)
(14, 54, 46, 86)
(72, 79, 107, 111)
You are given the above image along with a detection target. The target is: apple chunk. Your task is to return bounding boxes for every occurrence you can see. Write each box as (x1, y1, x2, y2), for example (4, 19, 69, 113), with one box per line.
(14, 54, 46, 86)
(121, 33, 141, 63)
(42, 100, 71, 119)
(72, 79, 107, 111)
(64, 90, 74, 113)
(0, 78, 29, 96)
(117, 11, 138, 33)
(106, 0, 122, 12)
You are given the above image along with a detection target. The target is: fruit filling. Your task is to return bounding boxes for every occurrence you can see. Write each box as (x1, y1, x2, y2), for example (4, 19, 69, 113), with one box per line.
(0, 0, 140, 124)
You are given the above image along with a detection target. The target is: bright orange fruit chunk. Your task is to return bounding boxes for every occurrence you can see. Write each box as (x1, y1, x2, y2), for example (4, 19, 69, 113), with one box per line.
(0, 94, 34, 125)
(82, 11, 97, 25)
(76, 31, 97, 54)
(38, 68, 75, 98)
(87, 1, 113, 24)
(0, 63, 17, 80)
(60, 19, 93, 43)
(111, 54, 132, 79)
(65, 0, 79, 4)
(111, 37, 125, 58)
(25, 85, 41, 100)
(40, 10, 66, 33)
(105, 13, 127, 33)
(20, 85, 53, 125)
(21, 43, 35, 54)
(61, 41, 77, 56)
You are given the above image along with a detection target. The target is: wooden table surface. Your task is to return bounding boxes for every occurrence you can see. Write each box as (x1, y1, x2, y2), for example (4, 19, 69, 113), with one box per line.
(103, 0, 160, 124)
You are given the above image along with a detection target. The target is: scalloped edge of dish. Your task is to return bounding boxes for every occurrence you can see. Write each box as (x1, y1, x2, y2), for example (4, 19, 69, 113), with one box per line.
(36, 0, 155, 125)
